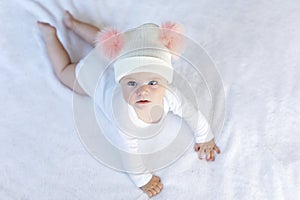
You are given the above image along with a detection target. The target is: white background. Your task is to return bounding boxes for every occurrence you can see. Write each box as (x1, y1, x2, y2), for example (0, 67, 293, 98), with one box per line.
(0, 0, 299, 199)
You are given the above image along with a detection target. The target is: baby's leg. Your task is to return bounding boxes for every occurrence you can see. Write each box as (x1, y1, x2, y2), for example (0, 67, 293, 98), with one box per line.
(63, 11, 100, 46)
(37, 22, 86, 95)
(140, 175, 163, 198)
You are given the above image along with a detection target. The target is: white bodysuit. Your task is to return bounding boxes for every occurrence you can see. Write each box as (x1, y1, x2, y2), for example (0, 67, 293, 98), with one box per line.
(75, 48, 214, 187)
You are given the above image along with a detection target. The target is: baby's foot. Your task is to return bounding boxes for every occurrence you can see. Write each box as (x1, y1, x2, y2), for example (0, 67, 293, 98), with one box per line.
(63, 10, 75, 29)
(37, 21, 57, 41)
(140, 175, 163, 198)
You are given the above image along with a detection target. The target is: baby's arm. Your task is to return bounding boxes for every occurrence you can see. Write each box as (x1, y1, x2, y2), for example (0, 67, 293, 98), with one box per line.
(166, 89, 221, 161)
(118, 131, 163, 197)
(191, 112, 221, 161)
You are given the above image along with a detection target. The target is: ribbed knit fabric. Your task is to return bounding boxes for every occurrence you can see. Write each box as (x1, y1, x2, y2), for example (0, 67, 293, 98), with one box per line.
(114, 23, 173, 83)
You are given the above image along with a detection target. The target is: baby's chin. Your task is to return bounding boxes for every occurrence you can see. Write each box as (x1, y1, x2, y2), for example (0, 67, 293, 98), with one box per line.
(134, 102, 164, 112)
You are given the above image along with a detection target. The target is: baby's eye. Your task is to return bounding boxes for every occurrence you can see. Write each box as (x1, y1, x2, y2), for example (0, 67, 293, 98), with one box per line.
(127, 81, 137, 87)
(148, 81, 158, 86)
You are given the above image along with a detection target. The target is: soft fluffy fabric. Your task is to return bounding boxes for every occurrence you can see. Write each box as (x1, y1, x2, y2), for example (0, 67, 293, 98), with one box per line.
(1, 0, 299, 199)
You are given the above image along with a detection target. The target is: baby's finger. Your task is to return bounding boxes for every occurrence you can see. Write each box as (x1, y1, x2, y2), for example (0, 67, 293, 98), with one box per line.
(199, 148, 205, 160)
(153, 175, 160, 183)
(157, 182, 163, 190)
(145, 189, 153, 197)
(152, 185, 162, 194)
(206, 151, 211, 161)
(194, 145, 200, 152)
(213, 145, 221, 154)
(210, 151, 215, 161)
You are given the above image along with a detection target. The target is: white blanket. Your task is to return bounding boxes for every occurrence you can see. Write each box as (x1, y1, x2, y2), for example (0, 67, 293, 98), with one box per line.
(1, 0, 299, 199)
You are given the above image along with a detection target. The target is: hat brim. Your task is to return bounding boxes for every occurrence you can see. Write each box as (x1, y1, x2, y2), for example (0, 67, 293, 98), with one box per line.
(114, 56, 174, 83)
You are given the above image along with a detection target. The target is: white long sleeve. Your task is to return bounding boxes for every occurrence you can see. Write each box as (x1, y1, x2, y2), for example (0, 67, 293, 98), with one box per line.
(165, 89, 214, 143)
(117, 131, 153, 187)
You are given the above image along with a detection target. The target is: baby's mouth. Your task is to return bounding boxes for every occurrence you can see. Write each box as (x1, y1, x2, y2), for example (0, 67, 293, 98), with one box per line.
(136, 100, 151, 104)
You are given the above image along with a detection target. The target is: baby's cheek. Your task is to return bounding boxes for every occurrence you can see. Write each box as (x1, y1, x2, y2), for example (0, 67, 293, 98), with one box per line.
(121, 90, 132, 104)
(128, 93, 137, 105)
(154, 89, 165, 101)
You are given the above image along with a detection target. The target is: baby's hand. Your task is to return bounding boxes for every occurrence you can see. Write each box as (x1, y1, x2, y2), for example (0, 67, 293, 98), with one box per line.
(140, 175, 163, 198)
(194, 139, 221, 161)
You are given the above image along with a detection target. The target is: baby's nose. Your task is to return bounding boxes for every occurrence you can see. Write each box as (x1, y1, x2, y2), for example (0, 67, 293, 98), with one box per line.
(137, 85, 149, 95)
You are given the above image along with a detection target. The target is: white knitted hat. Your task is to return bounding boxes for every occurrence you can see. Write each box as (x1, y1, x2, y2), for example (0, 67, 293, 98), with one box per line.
(96, 22, 184, 83)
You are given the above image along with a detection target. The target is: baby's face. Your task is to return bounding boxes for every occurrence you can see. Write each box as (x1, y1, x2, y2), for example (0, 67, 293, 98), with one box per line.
(119, 72, 168, 110)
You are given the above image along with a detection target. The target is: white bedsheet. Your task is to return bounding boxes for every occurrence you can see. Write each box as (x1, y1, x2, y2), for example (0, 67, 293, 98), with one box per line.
(1, 0, 299, 199)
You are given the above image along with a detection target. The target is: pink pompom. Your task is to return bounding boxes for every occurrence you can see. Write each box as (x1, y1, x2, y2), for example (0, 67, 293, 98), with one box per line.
(160, 22, 185, 54)
(95, 28, 125, 59)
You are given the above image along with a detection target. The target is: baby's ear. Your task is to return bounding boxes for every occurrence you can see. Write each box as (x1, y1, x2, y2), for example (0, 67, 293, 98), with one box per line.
(94, 28, 125, 60)
(160, 22, 185, 57)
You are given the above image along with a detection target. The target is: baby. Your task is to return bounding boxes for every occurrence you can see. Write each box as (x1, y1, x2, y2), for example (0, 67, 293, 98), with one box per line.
(38, 11, 221, 198)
